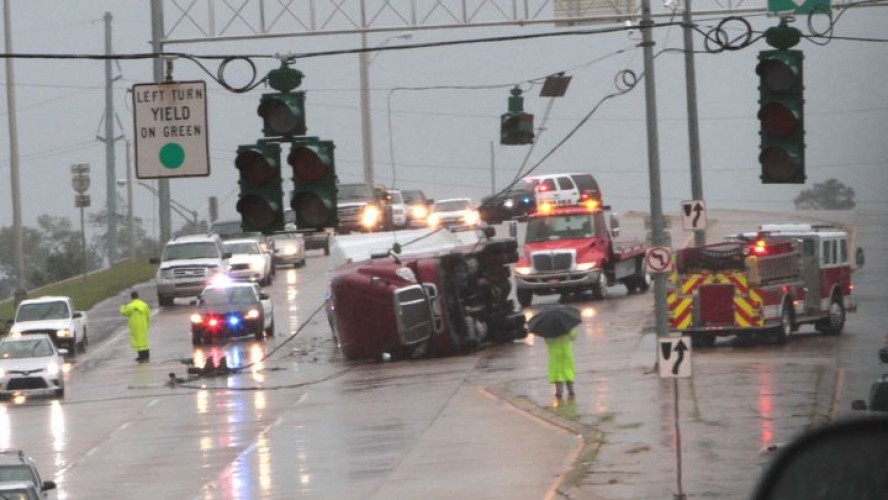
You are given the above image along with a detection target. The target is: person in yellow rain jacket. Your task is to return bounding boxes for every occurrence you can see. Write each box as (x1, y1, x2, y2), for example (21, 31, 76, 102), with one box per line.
(545, 327, 578, 398)
(120, 290, 151, 363)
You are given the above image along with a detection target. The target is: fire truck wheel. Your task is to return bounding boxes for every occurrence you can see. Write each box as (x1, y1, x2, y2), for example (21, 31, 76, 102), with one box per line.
(517, 289, 533, 308)
(638, 273, 651, 292)
(817, 296, 846, 336)
(690, 333, 715, 348)
(773, 302, 794, 344)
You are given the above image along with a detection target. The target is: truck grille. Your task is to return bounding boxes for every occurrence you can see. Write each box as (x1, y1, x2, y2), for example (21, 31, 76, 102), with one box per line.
(337, 206, 362, 224)
(394, 285, 433, 345)
(171, 267, 210, 279)
(7, 377, 49, 390)
(532, 251, 574, 272)
(21, 330, 58, 342)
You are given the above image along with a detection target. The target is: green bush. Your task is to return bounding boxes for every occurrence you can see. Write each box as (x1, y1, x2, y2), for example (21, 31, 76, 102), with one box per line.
(0, 260, 155, 333)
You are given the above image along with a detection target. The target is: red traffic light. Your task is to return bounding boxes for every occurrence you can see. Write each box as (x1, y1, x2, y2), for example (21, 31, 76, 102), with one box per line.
(758, 102, 800, 138)
(288, 146, 330, 182)
(235, 149, 277, 185)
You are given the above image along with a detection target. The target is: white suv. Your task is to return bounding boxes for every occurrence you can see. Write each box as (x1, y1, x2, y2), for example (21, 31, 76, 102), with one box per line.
(522, 173, 601, 208)
(150, 234, 230, 306)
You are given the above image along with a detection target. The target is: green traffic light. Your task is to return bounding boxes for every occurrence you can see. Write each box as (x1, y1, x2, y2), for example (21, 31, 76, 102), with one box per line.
(235, 142, 284, 232)
(288, 139, 338, 229)
(757, 49, 805, 184)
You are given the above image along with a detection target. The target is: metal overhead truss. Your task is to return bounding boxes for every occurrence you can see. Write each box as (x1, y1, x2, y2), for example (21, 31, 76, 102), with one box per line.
(159, 0, 812, 45)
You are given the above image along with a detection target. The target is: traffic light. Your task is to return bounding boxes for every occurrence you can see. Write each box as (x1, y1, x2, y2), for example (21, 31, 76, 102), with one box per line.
(287, 138, 338, 229)
(235, 142, 284, 233)
(757, 49, 805, 184)
(501, 87, 534, 145)
(258, 91, 306, 137)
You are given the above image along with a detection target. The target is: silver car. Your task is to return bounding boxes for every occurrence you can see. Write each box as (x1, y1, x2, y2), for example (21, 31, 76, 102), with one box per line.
(271, 231, 306, 268)
(0, 334, 66, 399)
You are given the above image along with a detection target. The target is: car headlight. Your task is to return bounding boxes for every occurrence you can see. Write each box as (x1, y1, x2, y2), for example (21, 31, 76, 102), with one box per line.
(281, 245, 297, 255)
(576, 262, 598, 271)
(428, 214, 441, 227)
(411, 205, 428, 220)
(514, 266, 532, 275)
(56, 328, 73, 338)
(463, 211, 480, 225)
(245, 309, 261, 320)
(0, 368, 6, 378)
(46, 362, 59, 377)
(190, 313, 204, 324)
(504, 199, 515, 208)
(361, 205, 381, 228)
(160, 269, 174, 279)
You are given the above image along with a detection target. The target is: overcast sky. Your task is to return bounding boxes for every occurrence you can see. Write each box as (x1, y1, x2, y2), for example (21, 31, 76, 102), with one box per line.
(0, 0, 885, 239)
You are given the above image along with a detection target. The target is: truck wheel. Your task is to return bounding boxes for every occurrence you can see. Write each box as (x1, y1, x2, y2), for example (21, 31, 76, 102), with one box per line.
(817, 294, 845, 336)
(78, 328, 88, 353)
(324, 241, 331, 256)
(638, 273, 651, 292)
(158, 294, 173, 307)
(625, 280, 638, 294)
(591, 273, 608, 300)
(773, 302, 794, 344)
(516, 289, 533, 308)
(690, 333, 715, 348)
(265, 320, 275, 337)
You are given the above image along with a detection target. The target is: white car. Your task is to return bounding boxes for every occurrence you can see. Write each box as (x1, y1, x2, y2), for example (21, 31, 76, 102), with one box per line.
(270, 231, 306, 268)
(387, 189, 408, 228)
(223, 238, 273, 286)
(0, 334, 66, 400)
(427, 198, 480, 231)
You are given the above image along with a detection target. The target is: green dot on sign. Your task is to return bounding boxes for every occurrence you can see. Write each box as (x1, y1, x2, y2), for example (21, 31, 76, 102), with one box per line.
(159, 143, 185, 169)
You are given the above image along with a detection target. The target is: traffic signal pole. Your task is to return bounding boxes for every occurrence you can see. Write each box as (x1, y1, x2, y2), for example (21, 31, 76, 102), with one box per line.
(682, 0, 706, 247)
(151, 0, 171, 244)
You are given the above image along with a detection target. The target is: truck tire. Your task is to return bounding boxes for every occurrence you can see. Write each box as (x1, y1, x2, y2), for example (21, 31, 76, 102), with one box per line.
(265, 320, 275, 337)
(591, 273, 608, 300)
(324, 240, 331, 256)
(638, 273, 651, 292)
(158, 294, 173, 307)
(78, 328, 88, 353)
(773, 301, 794, 344)
(817, 294, 845, 336)
(516, 289, 533, 308)
(690, 332, 715, 348)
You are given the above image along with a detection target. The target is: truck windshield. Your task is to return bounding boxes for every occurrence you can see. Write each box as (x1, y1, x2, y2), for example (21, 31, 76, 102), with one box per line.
(338, 184, 375, 200)
(526, 214, 597, 243)
(16, 302, 69, 321)
(164, 243, 219, 260)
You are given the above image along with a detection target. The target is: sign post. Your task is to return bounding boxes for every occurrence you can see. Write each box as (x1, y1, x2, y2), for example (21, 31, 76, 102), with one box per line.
(659, 336, 692, 500)
(132, 80, 210, 179)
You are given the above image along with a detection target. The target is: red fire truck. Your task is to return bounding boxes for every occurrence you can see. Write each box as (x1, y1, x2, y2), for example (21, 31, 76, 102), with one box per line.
(668, 223, 856, 347)
(512, 200, 649, 306)
(326, 232, 527, 360)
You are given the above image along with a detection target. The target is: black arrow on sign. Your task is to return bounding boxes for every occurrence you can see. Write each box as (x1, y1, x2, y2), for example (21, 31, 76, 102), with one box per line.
(692, 203, 703, 228)
(652, 251, 667, 268)
(672, 339, 688, 375)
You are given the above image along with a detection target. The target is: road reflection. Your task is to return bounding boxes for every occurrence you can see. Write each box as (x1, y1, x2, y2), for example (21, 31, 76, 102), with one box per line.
(756, 364, 774, 448)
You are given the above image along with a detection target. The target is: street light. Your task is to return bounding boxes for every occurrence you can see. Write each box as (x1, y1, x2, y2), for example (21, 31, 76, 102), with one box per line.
(116, 178, 199, 235)
(359, 31, 413, 185)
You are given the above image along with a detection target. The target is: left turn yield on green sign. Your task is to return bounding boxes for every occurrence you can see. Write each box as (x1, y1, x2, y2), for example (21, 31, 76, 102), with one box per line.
(132, 80, 210, 179)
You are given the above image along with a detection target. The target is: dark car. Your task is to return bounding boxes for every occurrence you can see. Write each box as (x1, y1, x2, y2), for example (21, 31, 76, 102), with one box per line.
(478, 186, 536, 224)
(189, 282, 274, 345)
(401, 189, 433, 228)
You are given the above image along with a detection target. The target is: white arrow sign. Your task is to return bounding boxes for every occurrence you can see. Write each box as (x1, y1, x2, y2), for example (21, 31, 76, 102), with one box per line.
(681, 200, 706, 231)
(658, 337, 692, 378)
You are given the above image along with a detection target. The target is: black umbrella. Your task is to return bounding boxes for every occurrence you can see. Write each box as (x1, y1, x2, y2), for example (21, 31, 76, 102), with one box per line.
(527, 306, 582, 338)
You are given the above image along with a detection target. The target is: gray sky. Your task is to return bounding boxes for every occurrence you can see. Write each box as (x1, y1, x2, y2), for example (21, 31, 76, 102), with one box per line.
(0, 0, 885, 239)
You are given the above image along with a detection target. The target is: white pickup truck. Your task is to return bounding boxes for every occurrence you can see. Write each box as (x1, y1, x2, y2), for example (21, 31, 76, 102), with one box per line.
(9, 296, 88, 356)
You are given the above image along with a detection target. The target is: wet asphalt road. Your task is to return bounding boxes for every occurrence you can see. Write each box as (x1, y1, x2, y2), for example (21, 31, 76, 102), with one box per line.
(1, 209, 884, 499)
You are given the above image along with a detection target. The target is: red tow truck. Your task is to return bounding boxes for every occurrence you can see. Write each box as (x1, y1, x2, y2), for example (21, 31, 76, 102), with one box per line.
(512, 200, 649, 307)
(326, 230, 527, 361)
(668, 223, 856, 347)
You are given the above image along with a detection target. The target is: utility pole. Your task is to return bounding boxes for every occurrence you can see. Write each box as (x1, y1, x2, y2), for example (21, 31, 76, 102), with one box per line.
(151, 0, 171, 243)
(358, 0, 374, 185)
(640, 0, 669, 338)
(490, 141, 496, 194)
(4, 1, 26, 306)
(683, 0, 706, 246)
(103, 12, 118, 264)
(125, 140, 135, 260)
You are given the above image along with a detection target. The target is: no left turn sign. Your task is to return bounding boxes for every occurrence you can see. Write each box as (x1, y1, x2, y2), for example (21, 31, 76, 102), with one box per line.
(645, 246, 672, 274)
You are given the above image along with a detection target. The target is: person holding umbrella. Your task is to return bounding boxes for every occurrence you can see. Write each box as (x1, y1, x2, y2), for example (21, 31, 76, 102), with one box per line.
(528, 306, 581, 399)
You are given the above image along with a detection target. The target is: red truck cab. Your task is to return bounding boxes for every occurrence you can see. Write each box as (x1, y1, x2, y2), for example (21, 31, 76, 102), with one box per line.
(327, 233, 527, 361)
(513, 201, 649, 307)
